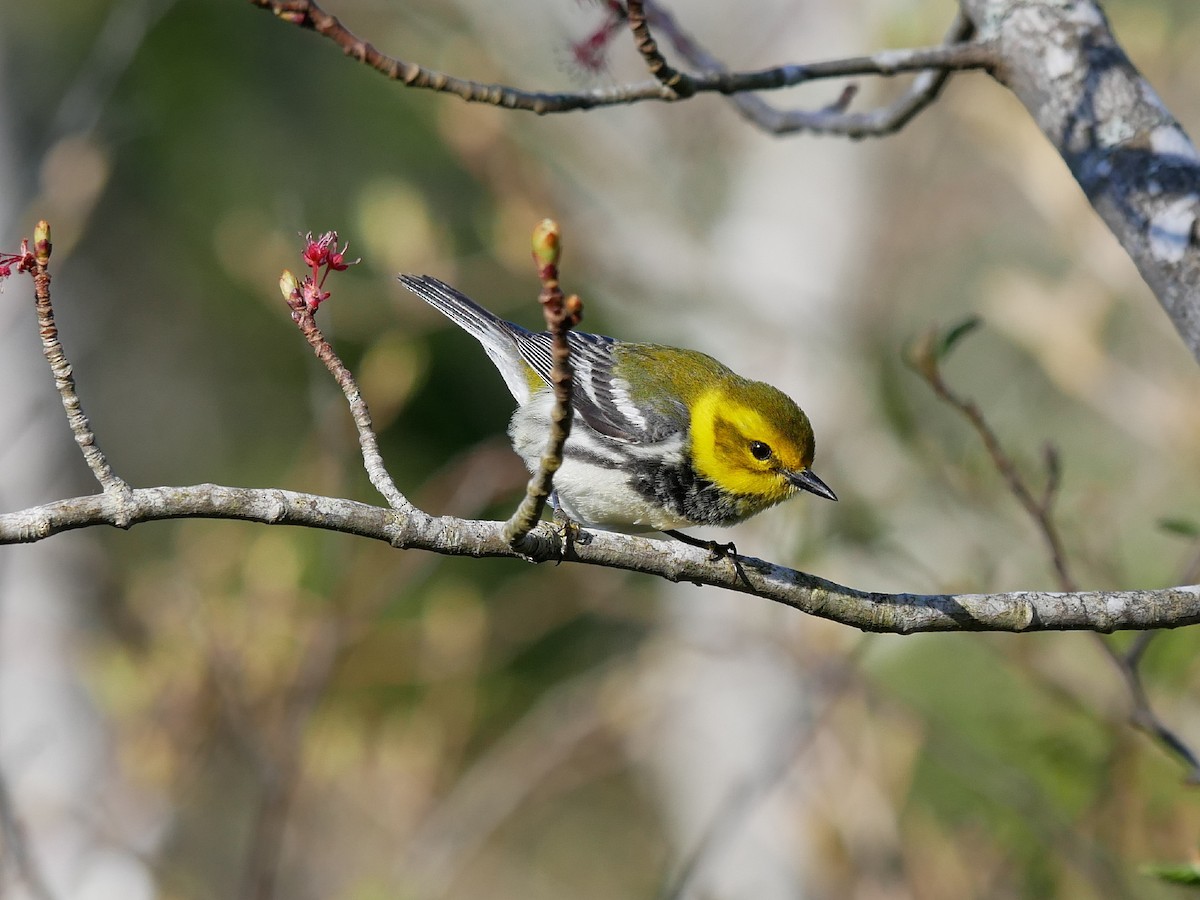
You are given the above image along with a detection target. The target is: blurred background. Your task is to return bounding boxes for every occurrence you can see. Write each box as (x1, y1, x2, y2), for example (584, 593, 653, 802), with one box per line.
(3, 0, 1200, 897)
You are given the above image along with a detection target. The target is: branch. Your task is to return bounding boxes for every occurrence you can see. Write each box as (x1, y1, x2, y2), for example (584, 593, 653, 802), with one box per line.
(958, 0, 1200, 363)
(248, 0, 995, 124)
(24, 223, 131, 508)
(1, 485, 1198, 634)
(281, 233, 410, 512)
(908, 322, 1076, 591)
(1096, 635, 1200, 781)
(252, 0, 1200, 358)
(626, 0, 694, 99)
(911, 321, 1200, 777)
(4, 227, 1200, 635)
(646, 4, 984, 137)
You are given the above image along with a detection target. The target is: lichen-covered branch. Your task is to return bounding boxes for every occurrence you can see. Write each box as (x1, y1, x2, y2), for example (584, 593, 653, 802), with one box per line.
(958, 0, 1200, 363)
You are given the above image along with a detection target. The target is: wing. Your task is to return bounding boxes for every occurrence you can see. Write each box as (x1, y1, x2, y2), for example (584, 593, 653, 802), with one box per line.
(512, 330, 685, 444)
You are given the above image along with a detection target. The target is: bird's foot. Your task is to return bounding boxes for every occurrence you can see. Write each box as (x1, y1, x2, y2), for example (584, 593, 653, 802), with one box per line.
(663, 529, 737, 561)
(663, 530, 754, 588)
(553, 508, 591, 553)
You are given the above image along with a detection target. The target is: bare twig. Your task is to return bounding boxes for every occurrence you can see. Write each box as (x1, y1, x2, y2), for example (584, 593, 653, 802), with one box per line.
(625, 0, 693, 98)
(249, 0, 994, 126)
(647, 4, 983, 137)
(501, 220, 581, 549)
(251, 0, 675, 110)
(1095, 635, 1200, 781)
(281, 238, 411, 514)
(910, 324, 1200, 777)
(909, 332, 1076, 591)
(24, 222, 132, 510)
(289, 308, 409, 512)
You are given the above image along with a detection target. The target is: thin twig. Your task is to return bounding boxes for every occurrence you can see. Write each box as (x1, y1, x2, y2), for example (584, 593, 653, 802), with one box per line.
(639, 4, 983, 137)
(911, 328, 1200, 777)
(251, 0, 674, 110)
(1095, 636, 1200, 781)
(916, 355, 1076, 591)
(26, 222, 132, 508)
(287, 307, 410, 513)
(249, 0, 994, 127)
(625, 0, 693, 98)
(502, 220, 580, 549)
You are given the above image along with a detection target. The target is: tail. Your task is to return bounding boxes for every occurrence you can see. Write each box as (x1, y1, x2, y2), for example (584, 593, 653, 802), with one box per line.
(398, 274, 537, 403)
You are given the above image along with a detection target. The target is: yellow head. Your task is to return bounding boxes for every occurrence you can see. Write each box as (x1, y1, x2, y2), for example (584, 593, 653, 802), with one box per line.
(688, 379, 835, 516)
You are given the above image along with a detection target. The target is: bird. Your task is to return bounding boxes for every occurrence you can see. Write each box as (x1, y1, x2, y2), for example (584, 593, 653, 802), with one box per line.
(399, 274, 836, 546)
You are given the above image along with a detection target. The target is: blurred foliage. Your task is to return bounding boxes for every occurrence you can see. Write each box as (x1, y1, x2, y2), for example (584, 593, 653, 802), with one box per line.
(4, 0, 1200, 898)
(1143, 862, 1200, 888)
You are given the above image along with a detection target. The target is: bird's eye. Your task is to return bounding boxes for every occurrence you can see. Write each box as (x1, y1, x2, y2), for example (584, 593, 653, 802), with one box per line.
(749, 441, 773, 461)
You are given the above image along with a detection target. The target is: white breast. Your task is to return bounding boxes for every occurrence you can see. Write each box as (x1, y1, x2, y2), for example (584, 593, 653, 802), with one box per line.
(508, 392, 693, 531)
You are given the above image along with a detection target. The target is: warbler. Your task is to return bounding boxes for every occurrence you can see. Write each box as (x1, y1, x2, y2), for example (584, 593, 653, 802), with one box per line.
(399, 274, 836, 540)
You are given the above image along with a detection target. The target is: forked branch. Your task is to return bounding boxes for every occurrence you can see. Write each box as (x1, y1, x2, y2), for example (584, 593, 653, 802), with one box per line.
(910, 320, 1200, 778)
(248, 0, 995, 130)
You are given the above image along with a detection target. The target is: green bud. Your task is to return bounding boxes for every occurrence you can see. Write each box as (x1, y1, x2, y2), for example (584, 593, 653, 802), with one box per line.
(34, 220, 51, 266)
(531, 219, 561, 269)
(279, 269, 298, 300)
(904, 327, 941, 383)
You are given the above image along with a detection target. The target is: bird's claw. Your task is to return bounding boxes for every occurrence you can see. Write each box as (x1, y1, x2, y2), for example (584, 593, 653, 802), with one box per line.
(703, 539, 737, 561)
(663, 529, 737, 561)
(553, 509, 591, 553)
